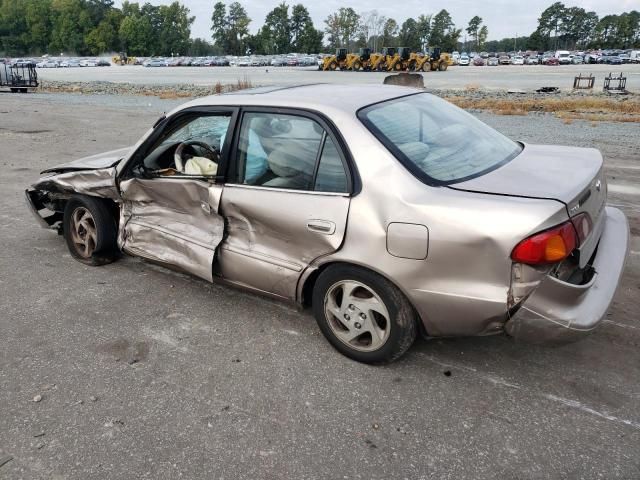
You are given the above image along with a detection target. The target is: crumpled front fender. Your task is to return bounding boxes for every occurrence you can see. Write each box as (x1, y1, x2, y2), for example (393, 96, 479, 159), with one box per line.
(32, 167, 120, 201)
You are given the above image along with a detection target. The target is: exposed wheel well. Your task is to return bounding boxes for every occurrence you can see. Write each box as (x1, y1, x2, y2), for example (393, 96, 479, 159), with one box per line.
(301, 261, 428, 337)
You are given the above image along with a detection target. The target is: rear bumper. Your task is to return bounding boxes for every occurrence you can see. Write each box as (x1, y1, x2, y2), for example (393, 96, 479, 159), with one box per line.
(505, 207, 629, 344)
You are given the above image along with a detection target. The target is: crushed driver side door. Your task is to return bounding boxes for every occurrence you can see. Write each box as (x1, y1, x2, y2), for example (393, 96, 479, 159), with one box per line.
(118, 177, 224, 282)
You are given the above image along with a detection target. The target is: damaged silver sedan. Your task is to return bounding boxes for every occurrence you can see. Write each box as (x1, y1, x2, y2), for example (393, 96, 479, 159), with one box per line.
(26, 84, 629, 363)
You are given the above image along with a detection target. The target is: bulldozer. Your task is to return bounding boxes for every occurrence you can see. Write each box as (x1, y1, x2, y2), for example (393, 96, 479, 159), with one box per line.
(385, 47, 412, 71)
(112, 52, 137, 66)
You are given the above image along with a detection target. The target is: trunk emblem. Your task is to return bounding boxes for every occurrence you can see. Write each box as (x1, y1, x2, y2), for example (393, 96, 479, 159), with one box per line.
(595, 180, 602, 192)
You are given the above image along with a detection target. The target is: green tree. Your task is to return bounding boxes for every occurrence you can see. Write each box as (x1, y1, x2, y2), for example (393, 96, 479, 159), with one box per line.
(49, 0, 94, 55)
(119, 12, 153, 55)
(429, 9, 460, 51)
(416, 14, 432, 51)
(211, 1, 227, 50)
(381, 18, 398, 47)
(296, 23, 322, 53)
(290, 4, 312, 51)
(534, 1, 566, 50)
(189, 37, 220, 55)
(324, 7, 359, 50)
(25, 0, 53, 54)
(264, 2, 290, 53)
(478, 25, 488, 49)
(157, 1, 193, 55)
(85, 8, 122, 54)
(466, 15, 482, 49)
(399, 18, 420, 50)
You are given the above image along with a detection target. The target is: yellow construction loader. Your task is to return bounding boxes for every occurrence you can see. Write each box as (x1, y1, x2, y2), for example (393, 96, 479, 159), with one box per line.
(322, 48, 374, 71)
(385, 47, 412, 71)
(348, 48, 372, 71)
(368, 47, 396, 71)
(112, 52, 137, 66)
(408, 48, 450, 72)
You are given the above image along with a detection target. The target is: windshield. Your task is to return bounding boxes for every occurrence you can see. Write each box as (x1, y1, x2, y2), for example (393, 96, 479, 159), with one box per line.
(358, 93, 522, 185)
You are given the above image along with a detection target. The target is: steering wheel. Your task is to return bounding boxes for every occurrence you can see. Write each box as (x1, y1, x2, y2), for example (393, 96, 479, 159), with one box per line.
(174, 140, 218, 173)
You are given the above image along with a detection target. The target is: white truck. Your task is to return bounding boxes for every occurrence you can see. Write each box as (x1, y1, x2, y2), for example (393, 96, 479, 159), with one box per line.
(554, 50, 571, 64)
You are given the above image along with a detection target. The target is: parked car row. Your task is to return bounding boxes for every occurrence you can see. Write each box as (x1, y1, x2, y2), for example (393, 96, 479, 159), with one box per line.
(8, 57, 111, 68)
(141, 54, 321, 68)
(452, 49, 640, 66)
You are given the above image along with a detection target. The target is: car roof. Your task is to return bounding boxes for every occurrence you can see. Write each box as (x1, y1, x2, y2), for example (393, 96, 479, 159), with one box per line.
(173, 83, 422, 117)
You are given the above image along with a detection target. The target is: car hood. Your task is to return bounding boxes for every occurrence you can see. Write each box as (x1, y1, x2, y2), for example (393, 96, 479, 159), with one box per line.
(449, 143, 603, 205)
(40, 147, 131, 174)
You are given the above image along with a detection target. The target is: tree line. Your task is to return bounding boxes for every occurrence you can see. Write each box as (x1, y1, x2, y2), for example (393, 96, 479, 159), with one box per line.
(1, 0, 638, 57)
(0, 0, 194, 56)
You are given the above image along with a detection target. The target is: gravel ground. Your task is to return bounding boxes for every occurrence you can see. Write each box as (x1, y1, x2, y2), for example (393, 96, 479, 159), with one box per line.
(33, 63, 640, 92)
(0, 93, 639, 479)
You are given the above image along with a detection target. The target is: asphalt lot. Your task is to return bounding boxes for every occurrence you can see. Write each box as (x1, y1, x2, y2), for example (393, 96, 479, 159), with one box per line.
(1, 93, 639, 479)
(36, 63, 640, 92)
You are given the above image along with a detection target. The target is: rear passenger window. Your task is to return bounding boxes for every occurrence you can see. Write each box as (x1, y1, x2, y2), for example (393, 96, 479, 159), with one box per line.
(315, 137, 348, 193)
(235, 112, 348, 193)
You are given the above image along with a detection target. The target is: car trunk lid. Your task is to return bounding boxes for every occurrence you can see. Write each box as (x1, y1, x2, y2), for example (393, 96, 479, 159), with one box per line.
(450, 143, 607, 267)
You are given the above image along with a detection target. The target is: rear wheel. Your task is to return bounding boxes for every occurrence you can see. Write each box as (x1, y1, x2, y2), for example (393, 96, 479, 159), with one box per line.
(329, 61, 338, 71)
(353, 61, 362, 71)
(393, 61, 403, 71)
(439, 62, 448, 71)
(63, 195, 118, 266)
(312, 265, 417, 364)
(421, 62, 431, 72)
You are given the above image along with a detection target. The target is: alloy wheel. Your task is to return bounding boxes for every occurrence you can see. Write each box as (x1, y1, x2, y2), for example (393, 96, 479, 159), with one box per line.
(69, 207, 98, 258)
(324, 280, 391, 352)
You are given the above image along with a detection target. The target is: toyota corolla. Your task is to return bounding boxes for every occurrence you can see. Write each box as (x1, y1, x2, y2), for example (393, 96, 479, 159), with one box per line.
(26, 84, 629, 363)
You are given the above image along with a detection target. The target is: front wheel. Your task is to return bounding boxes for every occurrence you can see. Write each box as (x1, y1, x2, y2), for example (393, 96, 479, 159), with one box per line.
(312, 265, 417, 364)
(63, 195, 118, 266)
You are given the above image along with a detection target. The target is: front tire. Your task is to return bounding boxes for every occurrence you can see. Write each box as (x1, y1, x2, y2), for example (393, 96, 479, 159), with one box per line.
(312, 265, 417, 364)
(63, 195, 118, 266)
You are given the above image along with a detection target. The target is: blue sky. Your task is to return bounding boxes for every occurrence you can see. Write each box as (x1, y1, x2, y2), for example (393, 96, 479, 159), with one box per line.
(115, 0, 637, 42)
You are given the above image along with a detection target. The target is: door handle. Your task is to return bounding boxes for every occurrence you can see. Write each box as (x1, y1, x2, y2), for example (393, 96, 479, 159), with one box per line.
(307, 220, 336, 235)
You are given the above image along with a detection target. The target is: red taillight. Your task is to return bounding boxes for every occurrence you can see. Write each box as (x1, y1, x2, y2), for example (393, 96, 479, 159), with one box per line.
(511, 221, 577, 265)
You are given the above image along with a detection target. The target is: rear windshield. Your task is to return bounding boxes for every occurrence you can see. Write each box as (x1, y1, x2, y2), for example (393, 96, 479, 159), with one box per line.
(358, 93, 522, 185)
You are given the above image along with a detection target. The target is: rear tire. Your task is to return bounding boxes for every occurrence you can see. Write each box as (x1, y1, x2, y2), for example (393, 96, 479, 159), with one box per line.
(63, 195, 118, 266)
(329, 61, 338, 71)
(312, 265, 417, 364)
(353, 61, 362, 71)
(439, 62, 448, 71)
(421, 62, 430, 72)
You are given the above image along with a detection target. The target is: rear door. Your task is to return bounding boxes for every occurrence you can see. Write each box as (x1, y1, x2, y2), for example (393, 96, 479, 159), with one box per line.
(217, 108, 353, 299)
